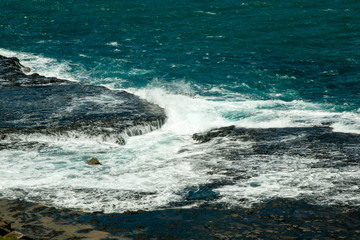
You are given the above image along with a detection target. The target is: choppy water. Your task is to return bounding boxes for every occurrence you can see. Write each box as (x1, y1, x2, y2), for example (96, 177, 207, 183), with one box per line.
(0, 0, 359, 213)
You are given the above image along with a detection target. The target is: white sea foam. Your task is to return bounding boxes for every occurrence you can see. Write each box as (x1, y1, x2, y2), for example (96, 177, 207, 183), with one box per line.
(134, 87, 230, 135)
(195, 10, 217, 15)
(127, 68, 152, 76)
(214, 160, 360, 207)
(0, 129, 209, 212)
(135, 83, 360, 133)
(106, 41, 119, 47)
(0, 48, 82, 81)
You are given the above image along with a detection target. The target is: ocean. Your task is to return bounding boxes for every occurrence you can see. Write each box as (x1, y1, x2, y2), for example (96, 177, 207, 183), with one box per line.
(0, 0, 359, 217)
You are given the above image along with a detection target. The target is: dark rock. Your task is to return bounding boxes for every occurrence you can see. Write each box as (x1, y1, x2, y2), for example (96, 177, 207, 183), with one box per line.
(0, 55, 166, 148)
(0, 55, 67, 86)
(1, 197, 359, 240)
(0, 218, 11, 235)
(192, 125, 360, 164)
(87, 157, 102, 165)
(193, 125, 237, 143)
(189, 125, 360, 208)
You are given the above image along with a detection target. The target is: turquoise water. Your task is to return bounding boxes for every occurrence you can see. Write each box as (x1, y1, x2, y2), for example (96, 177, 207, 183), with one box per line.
(0, 0, 360, 212)
(2, 0, 359, 105)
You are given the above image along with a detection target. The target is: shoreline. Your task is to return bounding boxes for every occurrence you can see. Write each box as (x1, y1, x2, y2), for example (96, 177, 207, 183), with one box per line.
(0, 197, 359, 239)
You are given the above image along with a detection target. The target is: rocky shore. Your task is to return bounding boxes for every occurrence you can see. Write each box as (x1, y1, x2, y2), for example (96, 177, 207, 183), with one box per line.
(0, 197, 359, 239)
(0, 55, 166, 149)
(0, 54, 169, 239)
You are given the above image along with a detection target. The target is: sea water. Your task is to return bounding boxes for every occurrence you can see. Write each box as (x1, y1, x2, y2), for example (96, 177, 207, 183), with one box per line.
(0, 0, 359, 213)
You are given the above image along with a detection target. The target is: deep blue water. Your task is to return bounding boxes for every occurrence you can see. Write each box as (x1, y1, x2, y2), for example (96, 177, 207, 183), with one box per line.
(0, 0, 360, 213)
(1, 0, 359, 106)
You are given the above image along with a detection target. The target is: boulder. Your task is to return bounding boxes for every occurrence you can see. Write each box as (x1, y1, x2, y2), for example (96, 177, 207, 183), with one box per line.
(21, 66, 31, 73)
(87, 157, 102, 165)
(4, 230, 24, 239)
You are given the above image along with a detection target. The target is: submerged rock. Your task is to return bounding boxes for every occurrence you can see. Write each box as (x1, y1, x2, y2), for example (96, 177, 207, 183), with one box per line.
(0, 55, 166, 148)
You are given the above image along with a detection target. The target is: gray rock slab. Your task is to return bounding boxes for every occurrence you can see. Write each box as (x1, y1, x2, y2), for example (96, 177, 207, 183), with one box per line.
(0, 55, 166, 146)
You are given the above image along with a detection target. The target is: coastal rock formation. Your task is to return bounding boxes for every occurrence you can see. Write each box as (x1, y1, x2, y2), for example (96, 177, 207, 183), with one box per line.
(0, 55, 166, 148)
(192, 125, 360, 166)
(189, 125, 360, 208)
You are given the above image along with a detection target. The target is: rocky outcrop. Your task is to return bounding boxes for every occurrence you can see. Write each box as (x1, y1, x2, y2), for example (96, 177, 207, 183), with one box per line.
(192, 125, 360, 162)
(0, 55, 67, 86)
(0, 55, 166, 148)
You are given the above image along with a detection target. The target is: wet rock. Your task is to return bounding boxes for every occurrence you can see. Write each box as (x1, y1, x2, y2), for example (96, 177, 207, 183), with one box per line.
(4, 230, 24, 239)
(0, 198, 359, 239)
(87, 158, 102, 165)
(0, 218, 11, 235)
(192, 125, 360, 164)
(0, 55, 166, 148)
(0, 55, 67, 86)
(193, 125, 237, 143)
(190, 125, 360, 209)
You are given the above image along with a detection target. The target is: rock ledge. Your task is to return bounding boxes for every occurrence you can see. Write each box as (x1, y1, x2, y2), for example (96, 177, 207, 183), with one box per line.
(0, 55, 166, 148)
